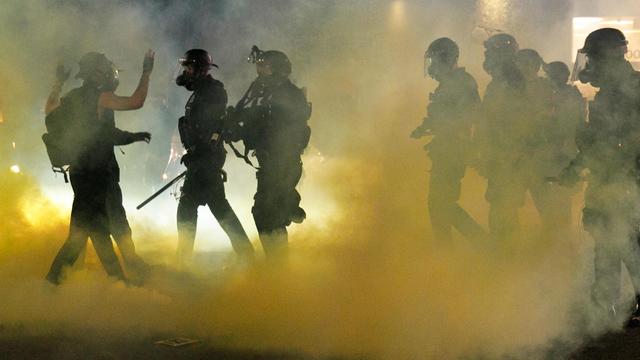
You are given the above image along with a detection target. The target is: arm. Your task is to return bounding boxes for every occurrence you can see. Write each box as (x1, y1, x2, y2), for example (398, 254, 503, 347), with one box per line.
(98, 50, 154, 111)
(112, 127, 151, 146)
(199, 84, 228, 145)
(45, 81, 64, 115)
(45, 63, 71, 115)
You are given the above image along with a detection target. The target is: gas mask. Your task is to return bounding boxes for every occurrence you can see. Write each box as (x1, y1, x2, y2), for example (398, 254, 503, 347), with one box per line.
(175, 64, 202, 91)
(483, 50, 506, 77)
(97, 63, 120, 92)
(575, 55, 632, 87)
(425, 57, 448, 81)
(175, 70, 194, 90)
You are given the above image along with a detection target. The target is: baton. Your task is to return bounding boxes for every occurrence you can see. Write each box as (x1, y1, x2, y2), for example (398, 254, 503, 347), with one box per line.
(137, 171, 187, 210)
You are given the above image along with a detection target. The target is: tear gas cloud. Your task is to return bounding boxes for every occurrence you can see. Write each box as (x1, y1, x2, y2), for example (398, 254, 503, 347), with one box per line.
(0, 0, 637, 359)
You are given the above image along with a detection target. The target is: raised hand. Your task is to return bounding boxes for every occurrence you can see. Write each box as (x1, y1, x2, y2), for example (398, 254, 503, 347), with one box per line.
(55, 61, 71, 84)
(143, 49, 155, 74)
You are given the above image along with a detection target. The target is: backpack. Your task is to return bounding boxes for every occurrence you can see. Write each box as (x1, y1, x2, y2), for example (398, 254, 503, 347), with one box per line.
(42, 87, 98, 182)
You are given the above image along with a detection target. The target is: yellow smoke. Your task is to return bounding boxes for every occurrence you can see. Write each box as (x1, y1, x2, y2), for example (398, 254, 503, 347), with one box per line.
(0, 1, 608, 359)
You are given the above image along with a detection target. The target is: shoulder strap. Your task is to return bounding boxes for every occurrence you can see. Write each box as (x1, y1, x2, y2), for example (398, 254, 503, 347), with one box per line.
(228, 141, 258, 169)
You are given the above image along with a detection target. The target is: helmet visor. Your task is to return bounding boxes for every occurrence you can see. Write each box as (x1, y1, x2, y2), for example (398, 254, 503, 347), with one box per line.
(570, 51, 588, 83)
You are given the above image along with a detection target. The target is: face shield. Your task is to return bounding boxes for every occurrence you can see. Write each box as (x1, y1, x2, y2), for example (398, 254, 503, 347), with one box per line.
(570, 50, 588, 83)
(423, 55, 431, 78)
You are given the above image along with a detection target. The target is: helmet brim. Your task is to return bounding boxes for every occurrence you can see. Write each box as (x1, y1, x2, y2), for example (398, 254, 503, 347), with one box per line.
(179, 59, 218, 68)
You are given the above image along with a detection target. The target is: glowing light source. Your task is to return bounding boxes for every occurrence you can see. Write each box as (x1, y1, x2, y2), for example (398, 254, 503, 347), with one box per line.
(477, 0, 511, 29)
(0, 111, 4, 123)
(12, 141, 16, 149)
(390, 0, 406, 29)
(10, 165, 20, 173)
(162, 173, 168, 180)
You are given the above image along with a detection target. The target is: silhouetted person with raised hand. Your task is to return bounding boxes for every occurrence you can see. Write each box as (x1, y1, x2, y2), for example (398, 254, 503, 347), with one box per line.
(46, 50, 155, 284)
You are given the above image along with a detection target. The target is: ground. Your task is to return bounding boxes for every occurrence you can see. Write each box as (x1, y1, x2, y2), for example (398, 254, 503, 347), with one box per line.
(1, 328, 640, 359)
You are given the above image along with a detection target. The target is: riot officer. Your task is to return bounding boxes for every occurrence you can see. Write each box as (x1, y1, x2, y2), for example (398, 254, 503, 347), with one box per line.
(46, 50, 155, 284)
(559, 28, 640, 325)
(228, 46, 311, 261)
(533, 61, 587, 233)
(474, 33, 529, 243)
(410, 37, 486, 243)
(175, 49, 254, 267)
(515, 49, 574, 236)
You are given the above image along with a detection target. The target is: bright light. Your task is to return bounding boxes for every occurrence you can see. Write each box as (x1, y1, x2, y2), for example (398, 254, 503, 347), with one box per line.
(162, 173, 168, 180)
(390, 0, 406, 29)
(0, 111, 4, 123)
(11, 141, 16, 149)
(477, 0, 511, 28)
(10, 165, 20, 173)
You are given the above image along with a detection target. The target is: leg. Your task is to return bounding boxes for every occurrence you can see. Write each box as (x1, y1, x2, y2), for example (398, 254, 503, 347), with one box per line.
(46, 174, 99, 284)
(46, 224, 89, 284)
(106, 181, 145, 268)
(583, 207, 621, 311)
(428, 152, 462, 242)
(450, 205, 488, 240)
(209, 200, 254, 259)
(529, 180, 572, 236)
(176, 194, 199, 267)
(253, 168, 290, 261)
(89, 230, 126, 282)
(257, 227, 289, 261)
(486, 173, 525, 243)
(201, 168, 253, 260)
(487, 197, 521, 243)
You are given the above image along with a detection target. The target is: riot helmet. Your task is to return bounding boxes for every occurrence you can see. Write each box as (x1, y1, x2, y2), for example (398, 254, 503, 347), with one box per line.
(176, 49, 218, 90)
(543, 61, 570, 87)
(483, 33, 519, 77)
(249, 46, 292, 78)
(572, 28, 629, 85)
(515, 48, 543, 79)
(580, 28, 628, 59)
(424, 37, 459, 79)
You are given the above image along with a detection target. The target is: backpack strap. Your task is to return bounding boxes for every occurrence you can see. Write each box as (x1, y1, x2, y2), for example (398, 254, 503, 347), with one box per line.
(52, 166, 69, 183)
(228, 141, 258, 169)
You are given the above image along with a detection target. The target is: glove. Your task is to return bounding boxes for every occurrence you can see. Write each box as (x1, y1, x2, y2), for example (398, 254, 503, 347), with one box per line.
(55, 62, 70, 84)
(142, 49, 155, 74)
(180, 152, 193, 167)
(134, 132, 151, 143)
(410, 125, 429, 139)
(557, 166, 581, 187)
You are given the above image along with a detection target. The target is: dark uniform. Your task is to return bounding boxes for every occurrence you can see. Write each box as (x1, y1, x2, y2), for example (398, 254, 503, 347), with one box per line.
(413, 63, 485, 242)
(475, 38, 528, 242)
(176, 74, 254, 264)
(561, 28, 640, 320)
(252, 77, 310, 242)
(231, 48, 310, 259)
(515, 50, 574, 236)
(529, 61, 586, 233)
